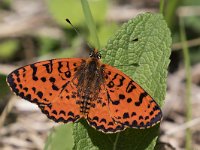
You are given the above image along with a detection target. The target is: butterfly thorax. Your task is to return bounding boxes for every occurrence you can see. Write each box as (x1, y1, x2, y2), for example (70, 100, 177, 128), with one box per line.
(73, 57, 105, 115)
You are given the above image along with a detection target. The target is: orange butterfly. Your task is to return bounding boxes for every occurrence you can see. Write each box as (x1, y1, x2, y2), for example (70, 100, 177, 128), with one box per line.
(7, 49, 162, 133)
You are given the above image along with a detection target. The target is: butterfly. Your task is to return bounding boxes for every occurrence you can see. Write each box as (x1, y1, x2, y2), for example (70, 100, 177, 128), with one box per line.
(7, 48, 162, 133)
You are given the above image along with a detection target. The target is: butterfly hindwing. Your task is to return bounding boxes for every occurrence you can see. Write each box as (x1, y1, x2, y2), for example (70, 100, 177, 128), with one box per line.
(7, 58, 85, 123)
(87, 88, 125, 133)
(104, 65, 162, 129)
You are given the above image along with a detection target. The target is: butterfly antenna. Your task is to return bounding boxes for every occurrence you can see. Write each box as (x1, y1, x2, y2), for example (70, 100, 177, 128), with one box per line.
(65, 18, 93, 52)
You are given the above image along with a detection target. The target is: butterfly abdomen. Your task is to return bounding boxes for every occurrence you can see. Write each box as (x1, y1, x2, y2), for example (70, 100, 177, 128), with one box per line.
(74, 58, 106, 115)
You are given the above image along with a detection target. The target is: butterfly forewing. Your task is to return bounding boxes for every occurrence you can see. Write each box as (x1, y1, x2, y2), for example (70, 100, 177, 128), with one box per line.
(7, 58, 84, 123)
(104, 65, 162, 129)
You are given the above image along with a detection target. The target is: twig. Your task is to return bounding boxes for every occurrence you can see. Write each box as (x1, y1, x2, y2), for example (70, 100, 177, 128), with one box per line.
(165, 117, 200, 135)
(177, 6, 200, 17)
(0, 64, 18, 75)
(0, 14, 50, 38)
(172, 37, 200, 51)
(107, 6, 156, 22)
(0, 96, 17, 129)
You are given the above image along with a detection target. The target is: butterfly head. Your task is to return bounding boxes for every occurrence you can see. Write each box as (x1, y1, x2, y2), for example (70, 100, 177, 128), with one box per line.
(89, 49, 101, 59)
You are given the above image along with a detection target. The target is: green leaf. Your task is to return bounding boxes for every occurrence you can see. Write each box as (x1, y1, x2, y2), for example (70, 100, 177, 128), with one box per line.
(47, 0, 107, 27)
(73, 13, 171, 150)
(44, 124, 74, 150)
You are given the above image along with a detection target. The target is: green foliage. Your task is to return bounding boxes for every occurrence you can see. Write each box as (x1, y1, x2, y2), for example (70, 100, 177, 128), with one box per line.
(182, 0, 200, 34)
(44, 124, 74, 150)
(164, 0, 182, 29)
(183, 0, 200, 5)
(0, 40, 19, 60)
(46, 0, 107, 27)
(184, 17, 200, 33)
(73, 13, 171, 150)
(190, 48, 200, 65)
(38, 37, 60, 56)
(0, 0, 12, 9)
(0, 75, 10, 100)
(96, 23, 119, 47)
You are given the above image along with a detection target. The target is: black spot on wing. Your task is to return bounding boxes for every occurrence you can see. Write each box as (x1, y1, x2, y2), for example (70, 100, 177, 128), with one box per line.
(19, 92, 24, 97)
(19, 84, 22, 88)
(140, 122, 144, 126)
(41, 77, 46, 82)
(127, 98, 132, 103)
(58, 62, 63, 73)
(123, 112, 130, 119)
(126, 81, 136, 93)
(68, 111, 74, 117)
(131, 112, 136, 117)
(65, 71, 71, 78)
(52, 85, 59, 91)
(149, 111, 154, 116)
(108, 122, 114, 125)
(32, 87, 36, 93)
(93, 116, 99, 121)
(49, 77, 56, 83)
(112, 100, 120, 105)
(139, 116, 143, 120)
(25, 94, 31, 100)
(117, 75, 125, 87)
(107, 81, 114, 88)
(119, 94, 125, 99)
(23, 87, 28, 92)
(100, 118, 107, 124)
(52, 110, 57, 115)
(135, 92, 148, 106)
(30, 64, 38, 81)
(17, 77, 20, 82)
(42, 60, 53, 73)
(59, 110, 66, 115)
(132, 120, 138, 127)
(145, 116, 149, 120)
(37, 91, 43, 99)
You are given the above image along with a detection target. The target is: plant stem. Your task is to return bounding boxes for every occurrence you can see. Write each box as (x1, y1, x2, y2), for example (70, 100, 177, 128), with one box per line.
(159, 0, 165, 14)
(165, 0, 181, 29)
(179, 17, 192, 150)
(81, 0, 100, 49)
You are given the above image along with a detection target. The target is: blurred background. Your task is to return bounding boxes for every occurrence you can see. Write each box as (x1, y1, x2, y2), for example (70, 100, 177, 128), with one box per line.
(0, 0, 200, 150)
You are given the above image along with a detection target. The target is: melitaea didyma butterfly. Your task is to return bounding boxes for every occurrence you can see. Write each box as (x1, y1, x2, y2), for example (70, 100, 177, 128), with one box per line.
(7, 48, 162, 133)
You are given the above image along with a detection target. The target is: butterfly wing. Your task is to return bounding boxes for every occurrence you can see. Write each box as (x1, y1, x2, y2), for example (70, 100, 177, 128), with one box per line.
(87, 88, 124, 133)
(104, 65, 162, 129)
(7, 58, 85, 123)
